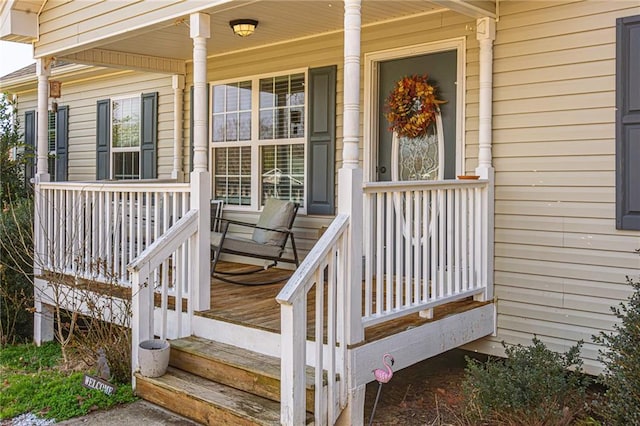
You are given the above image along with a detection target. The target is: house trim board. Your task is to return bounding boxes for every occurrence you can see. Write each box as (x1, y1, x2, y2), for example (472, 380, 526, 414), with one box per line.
(350, 302, 495, 387)
(363, 37, 467, 183)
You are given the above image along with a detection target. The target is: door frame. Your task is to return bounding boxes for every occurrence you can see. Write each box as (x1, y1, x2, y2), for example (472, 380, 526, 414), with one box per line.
(363, 38, 466, 183)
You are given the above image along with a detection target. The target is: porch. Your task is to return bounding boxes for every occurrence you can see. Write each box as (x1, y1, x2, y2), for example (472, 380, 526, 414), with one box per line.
(33, 175, 495, 424)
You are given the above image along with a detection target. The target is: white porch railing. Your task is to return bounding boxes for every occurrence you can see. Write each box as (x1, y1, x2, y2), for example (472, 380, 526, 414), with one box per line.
(277, 214, 350, 426)
(36, 181, 191, 285)
(128, 209, 199, 376)
(363, 179, 489, 326)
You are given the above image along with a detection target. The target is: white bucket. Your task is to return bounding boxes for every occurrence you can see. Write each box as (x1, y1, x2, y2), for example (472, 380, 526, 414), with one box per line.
(138, 339, 170, 377)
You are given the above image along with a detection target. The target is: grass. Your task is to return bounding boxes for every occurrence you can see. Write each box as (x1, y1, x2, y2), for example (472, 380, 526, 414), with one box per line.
(0, 341, 137, 421)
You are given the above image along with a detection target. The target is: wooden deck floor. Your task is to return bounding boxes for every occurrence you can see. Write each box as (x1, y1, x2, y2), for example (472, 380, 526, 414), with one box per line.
(199, 262, 488, 344)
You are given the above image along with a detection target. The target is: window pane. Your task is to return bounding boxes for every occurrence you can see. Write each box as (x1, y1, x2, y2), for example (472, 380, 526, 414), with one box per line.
(290, 74, 305, 106)
(259, 79, 274, 108)
(225, 114, 238, 141)
(226, 84, 238, 111)
(275, 76, 289, 107)
(275, 108, 288, 139)
(261, 144, 304, 206)
(112, 97, 140, 148)
(214, 147, 251, 206)
(213, 85, 225, 113)
(290, 107, 304, 138)
(113, 152, 140, 180)
(212, 115, 225, 142)
(212, 81, 251, 143)
(259, 74, 305, 140)
(239, 81, 252, 110)
(259, 110, 273, 140)
(239, 112, 251, 141)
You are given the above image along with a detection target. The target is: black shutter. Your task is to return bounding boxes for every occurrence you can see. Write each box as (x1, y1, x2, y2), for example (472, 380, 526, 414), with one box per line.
(55, 106, 69, 181)
(96, 99, 110, 180)
(140, 92, 158, 179)
(24, 110, 36, 185)
(307, 65, 337, 215)
(616, 15, 640, 230)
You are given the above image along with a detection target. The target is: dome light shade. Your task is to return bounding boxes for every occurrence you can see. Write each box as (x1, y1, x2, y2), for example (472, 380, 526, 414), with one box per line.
(230, 19, 258, 37)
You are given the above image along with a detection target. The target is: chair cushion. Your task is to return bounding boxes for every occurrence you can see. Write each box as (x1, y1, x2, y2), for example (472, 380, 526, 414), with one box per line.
(252, 198, 295, 246)
(211, 232, 283, 258)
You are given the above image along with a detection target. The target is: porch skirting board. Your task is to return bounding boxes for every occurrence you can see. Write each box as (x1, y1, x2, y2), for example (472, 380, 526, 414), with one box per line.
(350, 302, 495, 387)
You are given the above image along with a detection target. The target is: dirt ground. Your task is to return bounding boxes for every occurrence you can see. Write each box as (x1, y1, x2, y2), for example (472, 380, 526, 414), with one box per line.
(364, 349, 480, 426)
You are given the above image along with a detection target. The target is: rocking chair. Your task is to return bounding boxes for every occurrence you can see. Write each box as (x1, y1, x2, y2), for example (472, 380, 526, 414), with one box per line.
(210, 198, 300, 285)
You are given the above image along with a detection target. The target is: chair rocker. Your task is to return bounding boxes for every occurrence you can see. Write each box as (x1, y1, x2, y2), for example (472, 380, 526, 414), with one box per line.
(210, 198, 300, 285)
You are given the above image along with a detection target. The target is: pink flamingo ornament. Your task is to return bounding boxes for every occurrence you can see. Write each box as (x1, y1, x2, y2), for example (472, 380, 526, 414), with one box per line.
(368, 353, 395, 426)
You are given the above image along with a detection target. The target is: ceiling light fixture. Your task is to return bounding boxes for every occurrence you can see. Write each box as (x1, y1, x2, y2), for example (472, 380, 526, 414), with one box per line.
(230, 19, 258, 37)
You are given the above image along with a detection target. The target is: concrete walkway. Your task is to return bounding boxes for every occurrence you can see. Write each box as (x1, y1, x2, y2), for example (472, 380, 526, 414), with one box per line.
(56, 401, 197, 425)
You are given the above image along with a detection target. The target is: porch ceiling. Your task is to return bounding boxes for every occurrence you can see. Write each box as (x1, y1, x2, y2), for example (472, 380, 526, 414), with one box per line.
(47, 0, 494, 70)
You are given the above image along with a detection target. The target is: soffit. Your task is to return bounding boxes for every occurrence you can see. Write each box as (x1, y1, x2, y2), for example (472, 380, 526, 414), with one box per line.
(94, 1, 449, 62)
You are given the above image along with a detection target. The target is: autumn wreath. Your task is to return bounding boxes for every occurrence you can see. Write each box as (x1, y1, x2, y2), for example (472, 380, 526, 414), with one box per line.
(384, 74, 445, 139)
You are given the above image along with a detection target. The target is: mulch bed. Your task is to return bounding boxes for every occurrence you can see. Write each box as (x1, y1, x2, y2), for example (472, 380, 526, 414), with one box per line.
(364, 349, 483, 425)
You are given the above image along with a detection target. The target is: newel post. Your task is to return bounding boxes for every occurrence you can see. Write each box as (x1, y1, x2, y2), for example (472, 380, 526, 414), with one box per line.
(189, 12, 211, 311)
(475, 17, 495, 303)
(337, 0, 366, 424)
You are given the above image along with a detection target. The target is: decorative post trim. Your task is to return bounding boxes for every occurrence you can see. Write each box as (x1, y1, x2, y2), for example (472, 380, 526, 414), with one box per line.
(190, 13, 210, 174)
(36, 58, 51, 183)
(475, 17, 495, 177)
(172, 74, 185, 181)
(342, 0, 361, 169)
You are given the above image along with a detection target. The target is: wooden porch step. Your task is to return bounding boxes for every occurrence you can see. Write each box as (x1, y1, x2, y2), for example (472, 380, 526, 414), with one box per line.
(136, 367, 292, 425)
(168, 336, 317, 412)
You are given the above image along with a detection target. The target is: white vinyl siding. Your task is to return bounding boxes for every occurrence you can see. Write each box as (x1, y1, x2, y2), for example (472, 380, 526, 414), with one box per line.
(462, 0, 640, 374)
(16, 71, 173, 182)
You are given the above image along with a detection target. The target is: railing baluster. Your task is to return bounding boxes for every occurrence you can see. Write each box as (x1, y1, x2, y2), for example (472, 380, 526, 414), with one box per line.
(361, 179, 489, 325)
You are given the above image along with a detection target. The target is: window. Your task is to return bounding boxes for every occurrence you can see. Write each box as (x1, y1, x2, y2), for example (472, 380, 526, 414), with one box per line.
(24, 107, 68, 183)
(212, 72, 306, 209)
(616, 15, 640, 230)
(47, 111, 57, 180)
(96, 93, 157, 180)
(111, 96, 141, 180)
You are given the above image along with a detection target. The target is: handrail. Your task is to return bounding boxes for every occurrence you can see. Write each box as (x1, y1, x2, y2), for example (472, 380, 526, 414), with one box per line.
(277, 213, 350, 425)
(129, 208, 198, 382)
(128, 209, 198, 274)
(277, 214, 349, 304)
(38, 181, 190, 192)
(363, 178, 487, 192)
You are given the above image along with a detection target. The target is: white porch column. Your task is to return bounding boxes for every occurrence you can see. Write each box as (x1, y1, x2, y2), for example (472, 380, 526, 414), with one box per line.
(475, 17, 495, 177)
(35, 58, 50, 182)
(337, 1, 365, 425)
(475, 17, 495, 304)
(33, 58, 54, 345)
(171, 74, 185, 181)
(189, 12, 211, 311)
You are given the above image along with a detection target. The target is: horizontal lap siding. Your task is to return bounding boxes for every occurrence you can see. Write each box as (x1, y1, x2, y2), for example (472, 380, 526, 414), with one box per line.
(463, 0, 640, 374)
(36, 0, 208, 57)
(17, 71, 174, 181)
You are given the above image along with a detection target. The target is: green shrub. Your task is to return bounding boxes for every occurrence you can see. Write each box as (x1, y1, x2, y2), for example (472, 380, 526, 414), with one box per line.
(594, 257, 640, 425)
(462, 337, 591, 425)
